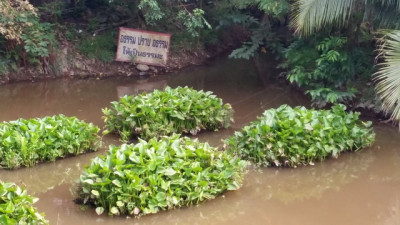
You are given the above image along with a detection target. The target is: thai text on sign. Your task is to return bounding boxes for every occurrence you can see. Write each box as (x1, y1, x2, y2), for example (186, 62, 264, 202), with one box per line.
(116, 27, 171, 66)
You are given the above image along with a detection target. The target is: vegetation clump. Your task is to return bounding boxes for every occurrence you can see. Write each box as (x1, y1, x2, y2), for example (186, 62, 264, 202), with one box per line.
(103, 86, 234, 141)
(0, 115, 100, 169)
(0, 181, 48, 224)
(225, 104, 375, 167)
(77, 134, 247, 216)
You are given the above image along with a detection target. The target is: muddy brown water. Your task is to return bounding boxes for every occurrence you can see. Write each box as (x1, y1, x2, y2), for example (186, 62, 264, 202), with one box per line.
(0, 58, 399, 225)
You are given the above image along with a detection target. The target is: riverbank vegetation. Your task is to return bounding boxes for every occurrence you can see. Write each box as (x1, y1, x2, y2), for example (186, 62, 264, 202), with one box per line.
(103, 86, 233, 141)
(225, 105, 375, 167)
(0, 115, 100, 169)
(2, 0, 400, 123)
(77, 135, 247, 216)
(0, 181, 48, 224)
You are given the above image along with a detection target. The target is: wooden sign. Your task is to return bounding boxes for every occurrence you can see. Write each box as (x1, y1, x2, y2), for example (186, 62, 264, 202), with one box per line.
(116, 27, 171, 66)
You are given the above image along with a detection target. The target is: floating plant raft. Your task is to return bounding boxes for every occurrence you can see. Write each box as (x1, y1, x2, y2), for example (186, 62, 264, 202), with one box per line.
(0, 181, 49, 224)
(225, 104, 375, 167)
(0, 115, 100, 169)
(77, 134, 247, 216)
(102, 86, 234, 141)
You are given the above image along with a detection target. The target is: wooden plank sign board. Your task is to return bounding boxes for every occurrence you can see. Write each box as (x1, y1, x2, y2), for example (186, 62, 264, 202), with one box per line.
(116, 27, 171, 66)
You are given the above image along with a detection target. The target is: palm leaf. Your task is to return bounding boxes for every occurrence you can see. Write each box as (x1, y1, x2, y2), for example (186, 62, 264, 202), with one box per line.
(371, 0, 400, 29)
(291, 0, 355, 36)
(378, 0, 400, 9)
(374, 30, 400, 121)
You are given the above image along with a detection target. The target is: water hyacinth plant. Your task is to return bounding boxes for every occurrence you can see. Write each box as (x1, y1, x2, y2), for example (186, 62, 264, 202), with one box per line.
(102, 86, 234, 141)
(0, 115, 101, 169)
(225, 104, 375, 167)
(0, 181, 48, 224)
(77, 134, 247, 216)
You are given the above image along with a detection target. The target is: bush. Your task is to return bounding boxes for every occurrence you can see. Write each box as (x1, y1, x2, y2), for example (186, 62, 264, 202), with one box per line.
(0, 115, 101, 169)
(225, 104, 375, 167)
(103, 86, 234, 141)
(280, 36, 375, 107)
(0, 181, 48, 224)
(77, 134, 247, 216)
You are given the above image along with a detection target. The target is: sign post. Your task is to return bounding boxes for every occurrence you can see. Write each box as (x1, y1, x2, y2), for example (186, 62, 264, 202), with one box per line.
(116, 27, 171, 66)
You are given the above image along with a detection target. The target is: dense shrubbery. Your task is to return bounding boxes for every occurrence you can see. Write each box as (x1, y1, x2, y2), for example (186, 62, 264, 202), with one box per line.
(103, 86, 234, 141)
(225, 104, 375, 167)
(0, 181, 48, 224)
(0, 115, 100, 169)
(77, 134, 247, 216)
(280, 36, 375, 107)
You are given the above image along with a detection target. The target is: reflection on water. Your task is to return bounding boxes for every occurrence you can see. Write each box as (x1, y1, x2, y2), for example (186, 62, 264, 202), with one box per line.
(116, 79, 167, 97)
(0, 57, 399, 225)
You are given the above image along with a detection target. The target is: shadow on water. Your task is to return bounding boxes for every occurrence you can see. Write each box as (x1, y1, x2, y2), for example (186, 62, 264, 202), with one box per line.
(0, 57, 399, 225)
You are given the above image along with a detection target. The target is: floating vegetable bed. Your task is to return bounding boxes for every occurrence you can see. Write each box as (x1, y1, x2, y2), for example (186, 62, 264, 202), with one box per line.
(0, 115, 101, 169)
(0, 181, 48, 224)
(102, 86, 234, 141)
(225, 104, 375, 167)
(77, 135, 247, 216)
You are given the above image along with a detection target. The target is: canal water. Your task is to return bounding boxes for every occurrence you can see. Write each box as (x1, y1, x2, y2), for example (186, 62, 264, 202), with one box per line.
(0, 58, 399, 225)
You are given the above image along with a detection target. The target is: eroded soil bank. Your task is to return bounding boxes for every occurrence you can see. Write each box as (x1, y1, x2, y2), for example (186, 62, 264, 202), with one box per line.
(0, 26, 248, 85)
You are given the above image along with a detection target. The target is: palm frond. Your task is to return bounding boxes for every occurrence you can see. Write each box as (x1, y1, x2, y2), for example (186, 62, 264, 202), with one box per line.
(374, 30, 400, 121)
(372, 0, 400, 29)
(378, 0, 400, 10)
(291, 0, 355, 36)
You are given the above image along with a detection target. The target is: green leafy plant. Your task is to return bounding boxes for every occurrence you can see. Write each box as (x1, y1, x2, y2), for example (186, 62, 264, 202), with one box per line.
(217, 0, 291, 59)
(138, 0, 164, 25)
(0, 181, 48, 224)
(280, 36, 374, 107)
(38, 0, 66, 22)
(77, 134, 247, 216)
(0, 115, 101, 169)
(102, 86, 234, 141)
(22, 22, 55, 59)
(225, 104, 375, 167)
(291, 0, 400, 123)
(177, 8, 211, 38)
(0, 0, 55, 70)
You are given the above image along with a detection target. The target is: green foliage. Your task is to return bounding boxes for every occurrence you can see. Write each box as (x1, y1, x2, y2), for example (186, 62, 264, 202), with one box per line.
(138, 0, 165, 25)
(0, 54, 8, 75)
(103, 86, 234, 141)
(22, 22, 55, 58)
(38, 0, 66, 22)
(225, 104, 375, 167)
(222, 0, 291, 18)
(281, 36, 374, 107)
(218, 0, 291, 59)
(0, 181, 48, 224)
(0, 0, 38, 42)
(177, 8, 211, 37)
(77, 32, 117, 62)
(258, 0, 291, 18)
(0, 115, 101, 169)
(229, 21, 273, 59)
(291, 0, 400, 122)
(77, 134, 247, 216)
(0, 0, 55, 69)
